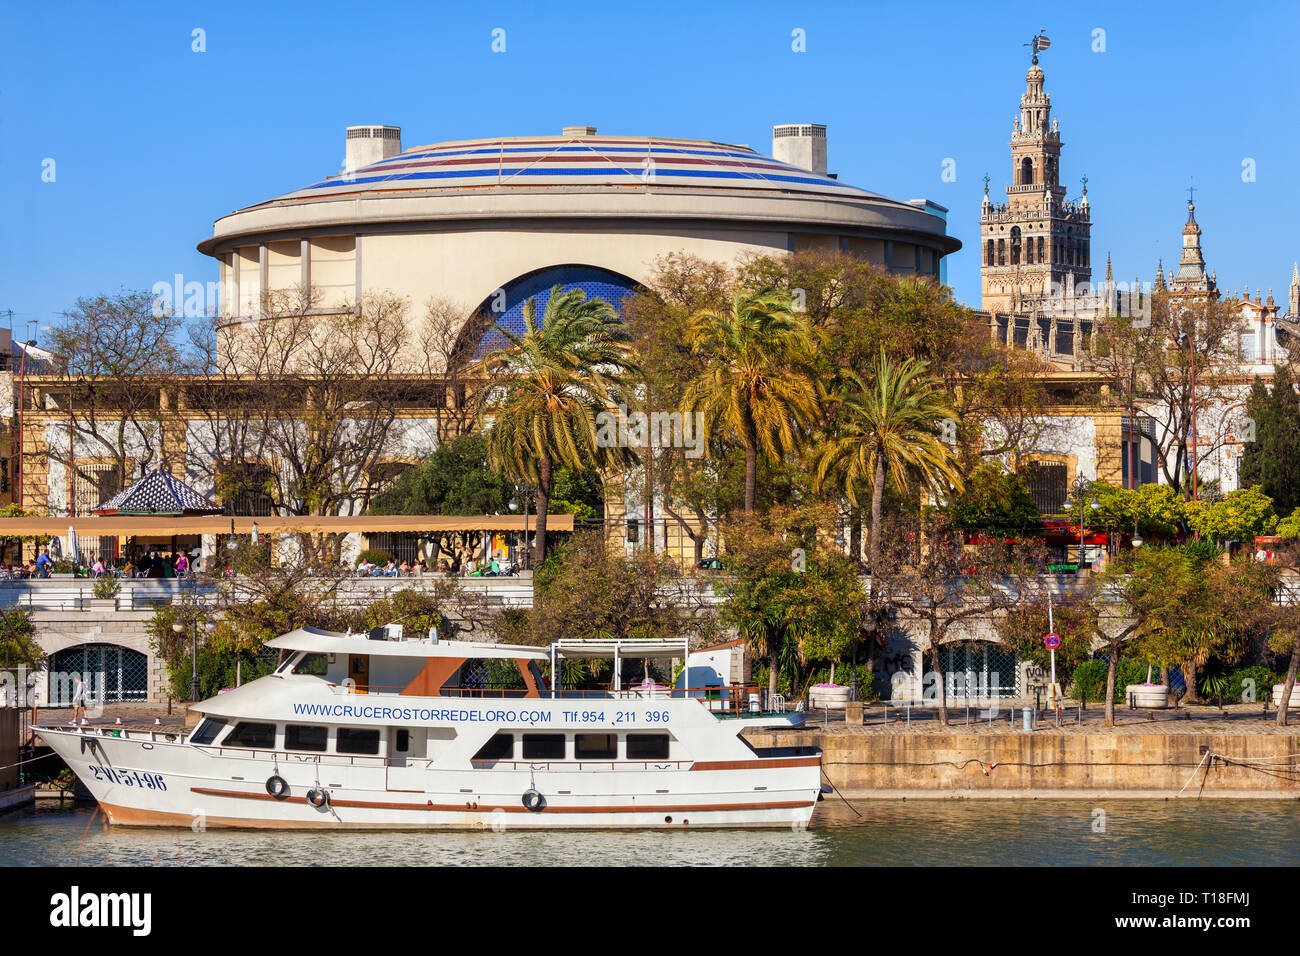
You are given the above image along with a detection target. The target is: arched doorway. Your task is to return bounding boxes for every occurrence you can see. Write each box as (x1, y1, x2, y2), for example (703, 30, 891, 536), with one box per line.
(456, 264, 642, 362)
(48, 643, 149, 705)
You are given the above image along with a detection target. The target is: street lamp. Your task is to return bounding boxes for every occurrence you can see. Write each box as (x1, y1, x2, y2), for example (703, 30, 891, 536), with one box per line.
(508, 484, 531, 571)
(1064, 478, 1099, 570)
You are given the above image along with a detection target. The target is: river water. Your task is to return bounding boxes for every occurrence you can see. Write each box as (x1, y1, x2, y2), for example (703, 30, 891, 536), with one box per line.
(2, 798, 1297, 866)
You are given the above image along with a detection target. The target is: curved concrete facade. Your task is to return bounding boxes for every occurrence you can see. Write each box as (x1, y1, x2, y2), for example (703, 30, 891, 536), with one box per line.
(199, 131, 960, 354)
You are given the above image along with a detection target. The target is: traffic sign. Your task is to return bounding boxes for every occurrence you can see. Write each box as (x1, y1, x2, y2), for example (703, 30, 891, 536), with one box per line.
(1044, 632, 1060, 649)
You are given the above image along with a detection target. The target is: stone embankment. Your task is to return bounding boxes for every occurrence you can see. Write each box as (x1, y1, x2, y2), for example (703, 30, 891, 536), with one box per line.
(748, 709, 1300, 798)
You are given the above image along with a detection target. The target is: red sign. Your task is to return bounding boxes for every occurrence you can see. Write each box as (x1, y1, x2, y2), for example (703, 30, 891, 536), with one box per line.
(1044, 633, 1060, 649)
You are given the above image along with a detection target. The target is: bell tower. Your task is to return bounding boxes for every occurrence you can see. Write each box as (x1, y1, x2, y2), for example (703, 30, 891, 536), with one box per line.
(980, 35, 1092, 314)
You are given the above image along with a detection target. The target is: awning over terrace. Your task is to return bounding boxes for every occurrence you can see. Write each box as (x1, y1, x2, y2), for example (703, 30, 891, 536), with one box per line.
(0, 514, 574, 537)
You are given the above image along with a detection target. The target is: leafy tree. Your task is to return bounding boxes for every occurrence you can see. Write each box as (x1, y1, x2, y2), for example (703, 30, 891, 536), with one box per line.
(681, 290, 820, 513)
(1091, 481, 1185, 540)
(1122, 546, 1274, 704)
(714, 504, 873, 700)
(368, 433, 515, 516)
(507, 531, 716, 655)
(1238, 366, 1300, 517)
(476, 287, 640, 564)
(0, 505, 44, 564)
(997, 592, 1095, 694)
(622, 255, 739, 560)
(1184, 486, 1277, 544)
(1277, 508, 1300, 539)
(946, 463, 1040, 533)
(0, 608, 41, 670)
(813, 349, 961, 574)
(548, 465, 604, 521)
(875, 512, 1044, 726)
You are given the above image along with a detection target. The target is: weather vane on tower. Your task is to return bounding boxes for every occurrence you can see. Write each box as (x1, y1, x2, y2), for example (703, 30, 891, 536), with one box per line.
(1025, 31, 1051, 65)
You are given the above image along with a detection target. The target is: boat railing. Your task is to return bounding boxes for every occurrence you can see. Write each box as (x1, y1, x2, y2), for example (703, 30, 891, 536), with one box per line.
(190, 745, 389, 767)
(469, 759, 691, 772)
(42, 724, 186, 744)
(317, 682, 774, 712)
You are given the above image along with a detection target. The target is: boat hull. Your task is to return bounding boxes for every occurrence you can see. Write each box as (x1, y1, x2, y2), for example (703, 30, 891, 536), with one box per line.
(37, 727, 820, 831)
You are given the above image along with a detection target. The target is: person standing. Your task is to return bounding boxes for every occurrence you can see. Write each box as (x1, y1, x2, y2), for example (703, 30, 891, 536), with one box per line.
(176, 551, 189, 577)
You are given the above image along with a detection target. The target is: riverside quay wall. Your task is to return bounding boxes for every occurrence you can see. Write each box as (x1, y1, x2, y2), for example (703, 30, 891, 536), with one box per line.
(745, 730, 1300, 798)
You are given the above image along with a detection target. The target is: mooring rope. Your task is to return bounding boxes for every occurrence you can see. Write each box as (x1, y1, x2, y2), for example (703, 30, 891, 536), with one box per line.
(820, 767, 861, 817)
(1177, 749, 1213, 796)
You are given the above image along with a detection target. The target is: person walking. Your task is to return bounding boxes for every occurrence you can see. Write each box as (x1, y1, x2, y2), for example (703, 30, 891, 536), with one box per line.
(71, 675, 88, 726)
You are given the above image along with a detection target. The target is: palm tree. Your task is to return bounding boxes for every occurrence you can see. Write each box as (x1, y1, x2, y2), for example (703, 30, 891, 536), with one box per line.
(813, 349, 963, 575)
(476, 287, 640, 565)
(681, 291, 819, 513)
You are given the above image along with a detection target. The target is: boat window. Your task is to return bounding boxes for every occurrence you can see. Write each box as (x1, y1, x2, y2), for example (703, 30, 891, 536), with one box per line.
(574, 733, 617, 760)
(395, 729, 410, 751)
(336, 727, 381, 755)
(223, 722, 277, 749)
(472, 732, 513, 761)
(285, 724, 328, 752)
(521, 733, 565, 760)
(189, 718, 227, 745)
(291, 653, 329, 676)
(626, 734, 670, 760)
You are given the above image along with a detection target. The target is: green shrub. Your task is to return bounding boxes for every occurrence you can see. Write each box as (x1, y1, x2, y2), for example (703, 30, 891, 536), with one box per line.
(92, 575, 121, 600)
(1226, 665, 1278, 704)
(356, 549, 392, 567)
(1072, 658, 1158, 703)
(1070, 659, 1109, 702)
(1179, 538, 1223, 563)
(167, 646, 279, 701)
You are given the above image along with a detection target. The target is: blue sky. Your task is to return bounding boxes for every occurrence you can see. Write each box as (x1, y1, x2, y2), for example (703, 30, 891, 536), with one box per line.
(3, 0, 1298, 340)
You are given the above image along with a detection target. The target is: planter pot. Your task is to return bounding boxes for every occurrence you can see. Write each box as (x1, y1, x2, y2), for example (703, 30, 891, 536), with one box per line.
(1126, 683, 1169, 709)
(1272, 684, 1300, 709)
(810, 684, 851, 710)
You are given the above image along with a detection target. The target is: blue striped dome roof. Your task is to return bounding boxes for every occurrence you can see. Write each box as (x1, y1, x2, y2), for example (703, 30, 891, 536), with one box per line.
(255, 134, 896, 208)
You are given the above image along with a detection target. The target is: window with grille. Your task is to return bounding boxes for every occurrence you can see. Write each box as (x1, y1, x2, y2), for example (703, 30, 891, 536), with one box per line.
(938, 643, 1018, 699)
(1024, 462, 1067, 514)
(366, 532, 421, 565)
(219, 463, 276, 516)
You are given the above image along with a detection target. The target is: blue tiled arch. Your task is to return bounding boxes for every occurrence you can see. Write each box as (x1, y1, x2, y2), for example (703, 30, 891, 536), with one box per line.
(467, 264, 641, 358)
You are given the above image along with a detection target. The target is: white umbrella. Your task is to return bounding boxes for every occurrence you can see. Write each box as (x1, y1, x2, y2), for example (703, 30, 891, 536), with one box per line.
(67, 525, 81, 565)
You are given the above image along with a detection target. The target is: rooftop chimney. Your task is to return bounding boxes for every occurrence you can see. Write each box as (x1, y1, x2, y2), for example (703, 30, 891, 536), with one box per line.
(772, 124, 827, 175)
(344, 125, 401, 176)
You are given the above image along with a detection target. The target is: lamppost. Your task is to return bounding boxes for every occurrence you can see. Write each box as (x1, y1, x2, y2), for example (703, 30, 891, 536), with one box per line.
(172, 557, 217, 702)
(508, 484, 531, 571)
(1064, 477, 1099, 570)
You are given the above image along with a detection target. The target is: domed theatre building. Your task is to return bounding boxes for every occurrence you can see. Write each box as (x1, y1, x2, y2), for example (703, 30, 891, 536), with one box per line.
(198, 123, 959, 359)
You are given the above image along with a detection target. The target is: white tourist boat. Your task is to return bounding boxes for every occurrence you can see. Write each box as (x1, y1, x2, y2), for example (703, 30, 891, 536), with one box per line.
(36, 626, 820, 829)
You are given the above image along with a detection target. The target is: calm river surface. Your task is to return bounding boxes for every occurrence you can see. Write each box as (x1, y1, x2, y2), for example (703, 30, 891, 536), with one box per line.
(2, 799, 1297, 866)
